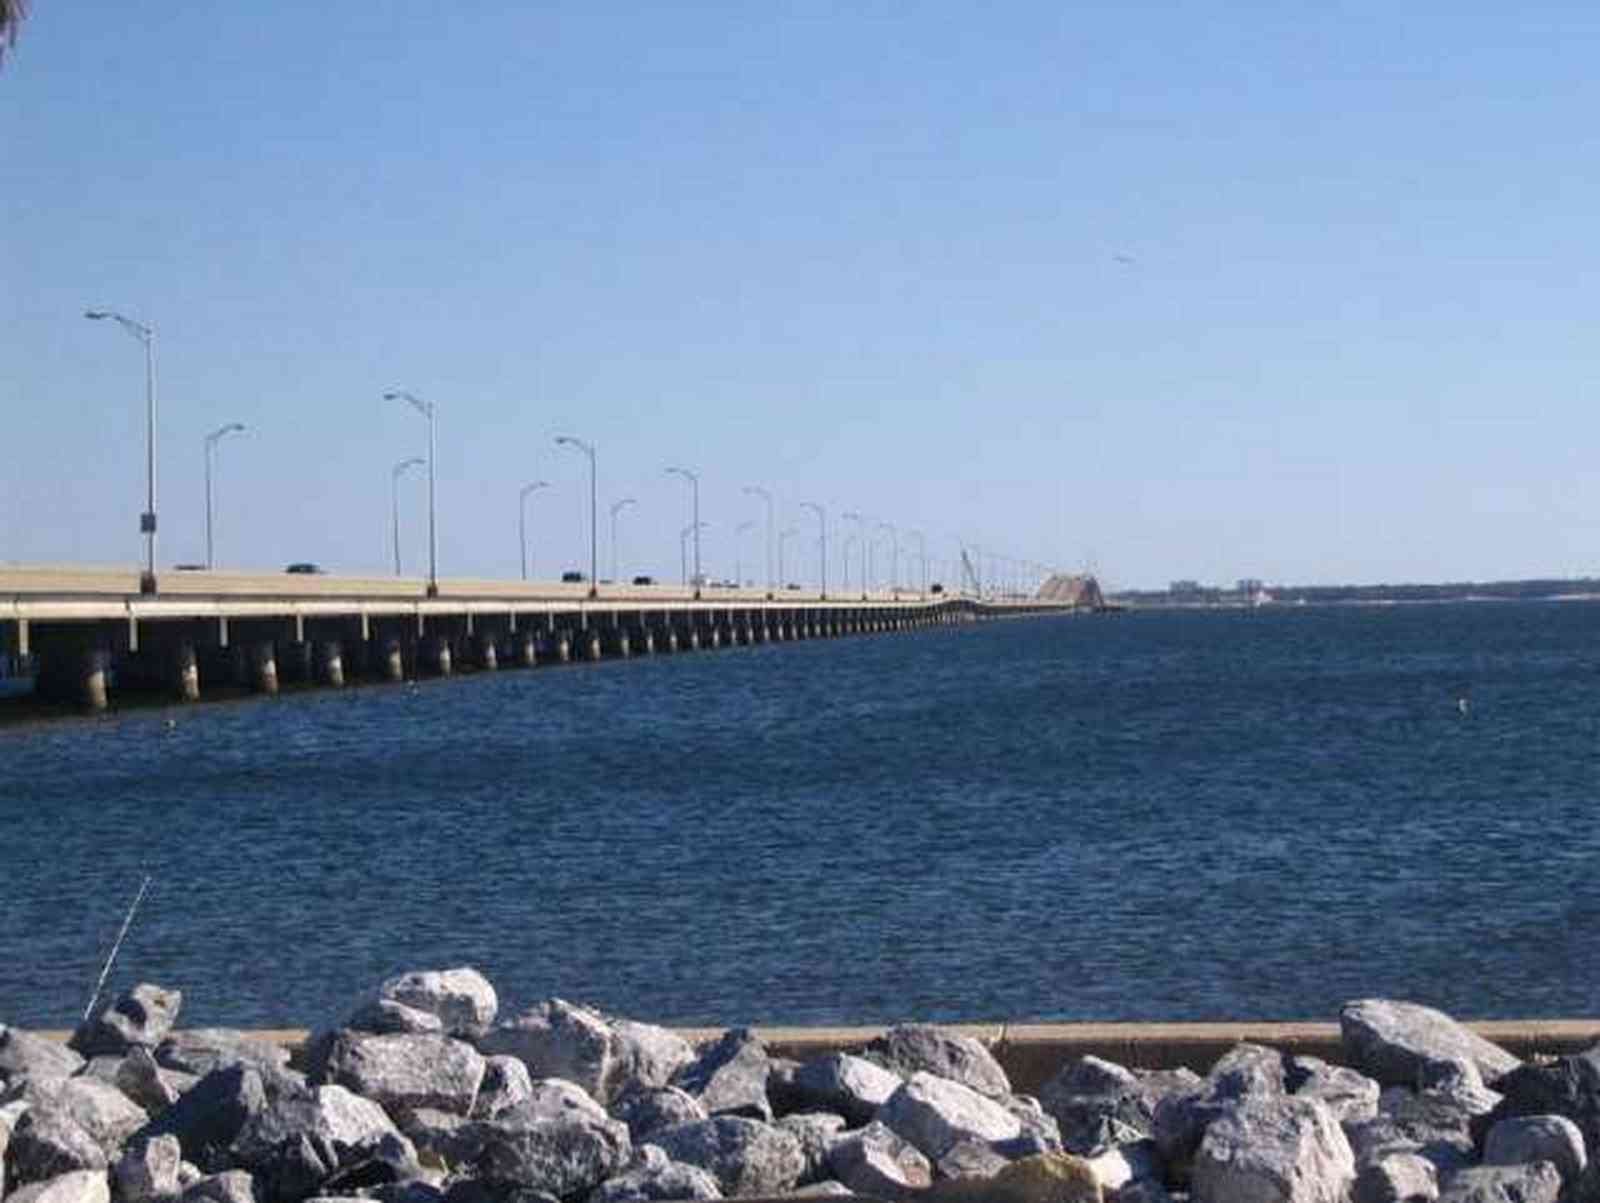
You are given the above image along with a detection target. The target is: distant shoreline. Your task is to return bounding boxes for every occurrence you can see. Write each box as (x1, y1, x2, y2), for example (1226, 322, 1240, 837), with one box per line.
(1112, 577, 1600, 609)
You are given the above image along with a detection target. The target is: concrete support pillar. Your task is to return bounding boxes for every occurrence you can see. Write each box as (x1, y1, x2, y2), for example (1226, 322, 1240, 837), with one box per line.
(585, 631, 602, 661)
(474, 636, 499, 671)
(421, 636, 453, 676)
(378, 638, 406, 682)
(554, 632, 572, 663)
(37, 647, 109, 711)
(687, 627, 701, 651)
(707, 626, 721, 649)
(175, 644, 200, 702)
(250, 642, 280, 695)
(636, 629, 654, 654)
(608, 629, 631, 658)
(514, 632, 537, 668)
(316, 640, 345, 687)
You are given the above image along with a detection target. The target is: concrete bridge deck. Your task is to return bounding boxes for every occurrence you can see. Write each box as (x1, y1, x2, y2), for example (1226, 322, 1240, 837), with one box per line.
(0, 563, 1081, 711)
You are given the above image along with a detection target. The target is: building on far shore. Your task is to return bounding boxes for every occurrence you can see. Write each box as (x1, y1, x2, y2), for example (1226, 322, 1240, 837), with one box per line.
(1036, 573, 1105, 608)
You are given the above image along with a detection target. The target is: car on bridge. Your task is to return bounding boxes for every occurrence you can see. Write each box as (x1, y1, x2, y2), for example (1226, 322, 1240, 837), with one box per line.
(285, 563, 325, 575)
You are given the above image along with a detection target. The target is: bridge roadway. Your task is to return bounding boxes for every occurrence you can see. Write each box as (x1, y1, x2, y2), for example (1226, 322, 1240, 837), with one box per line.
(0, 563, 1076, 711)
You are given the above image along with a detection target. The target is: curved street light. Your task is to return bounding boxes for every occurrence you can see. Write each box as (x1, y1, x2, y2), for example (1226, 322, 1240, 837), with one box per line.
(679, 521, 707, 587)
(384, 390, 439, 596)
(519, 479, 550, 581)
(877, 520, 899, 595)
(735, 519, 755, 587)
(800, 501, 827, 599)
(842, 533, 857, 592)
(391, 457, 425, 576)
(743, 485, 774, 596)
(665, 466, 701, 597)
(842, 511, 869, 599)
(906, 529, 927, 599)
(85, 309, 157, 593)
(777, 526, 799, 591)
(610, 496, 637, 583)
(554, 435, 597, 596)
(203, 422, 246, 569)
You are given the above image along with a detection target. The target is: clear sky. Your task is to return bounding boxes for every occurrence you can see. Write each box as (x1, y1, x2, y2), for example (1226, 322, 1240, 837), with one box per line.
(5, 2, 1599, 591)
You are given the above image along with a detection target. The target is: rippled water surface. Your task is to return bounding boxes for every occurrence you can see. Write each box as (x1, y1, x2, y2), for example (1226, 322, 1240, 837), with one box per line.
(5, 602, 1600, 1030)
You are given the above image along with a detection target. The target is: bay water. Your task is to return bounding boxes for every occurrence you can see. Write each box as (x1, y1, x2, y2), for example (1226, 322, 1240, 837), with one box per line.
(3, 602, 1598, 1031)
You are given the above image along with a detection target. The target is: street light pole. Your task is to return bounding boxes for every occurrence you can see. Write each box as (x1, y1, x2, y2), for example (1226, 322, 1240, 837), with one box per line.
(609, 496, 636, 583)
(554, 435, 597, 597)
(800, 501, 827, 599)
(665, 466, 700, 598)
(842, 511, 868, 599)
(384, 391, 439, 596)
(679, 521, 707, 587)
(519, 479, 550, 580)
(743, 485, 773, 596)
(778, 526, 798, 590)
(843, 534, 857, 592)
(877, 521, 899, 595)
(736, 519, 755, 587)
(391, 457, 425, 576)
(203, 422, 245, 569)
(907, 529, 927, 599)
(85, 309, 158, 593)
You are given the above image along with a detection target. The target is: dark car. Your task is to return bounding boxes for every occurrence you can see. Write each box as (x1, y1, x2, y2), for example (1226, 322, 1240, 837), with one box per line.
(285, 562, 325, 575)
(632, 575, 655, 586)
(561, 570, 585, 583)
(930, 582, 944, 595)
(173, 563, 206, 571)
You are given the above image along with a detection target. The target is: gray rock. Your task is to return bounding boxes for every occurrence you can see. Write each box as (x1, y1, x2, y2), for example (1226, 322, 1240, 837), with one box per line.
(608, 1021, 695, 1096)
(504, 1079, 610, 1127)
(345, 1000, 445, 1037)
(379, 969, 498, 1036)
(114, 1134, 183, 1203)
(180, 1170, 257, 1203)
(1153, 1045, 1288, 1175)
(230, 1082, 402, 1172)
(1114, 1180, 1175, 1203)
(824, 1119, 932, 1197)
(0, 1028, 85, 1082)
(788, 1053, 902, 1126)
(177, 1160, 202, 1188)
(154, 1032, 290, 1078)
(649, 1115, 803, 1198)
(775, 1112, 847, 1185)
(4, 1169, 111, 1203)
(610, 1086, 708, 1144)
(1287, 1056, 1380, 1125)
(7, 1106, 109, 1187)
(863, 1026, 1011, 1098)
(878, 1071, 1022, 1161)
(138, 1063, 275, 1169)
(1341, 1001, 1519, 1091)
(1041, 1056, 1157, 1154)
(115, 1047, 196, 1116)
(1000, 1093, 1063, 1153)
(1, 1104, 10, 1199)
(467, 1110, 631, 1199)
(54, 1078, 147, 1157)
(1482, 1114, 1585, 1187)
(671, 1029, 772, 1121)
(585, 1142, 724, 1200)
(468, 1056, 533, 1121)
(1190, 1096, 1354, 1203)
(323, 1034, 486, 1118)
(1436, 1162, 1561, 1203)
(1475, 1044, 1600, 1163)
(790, 1184, 852, 1197)
(396, 1107, 477, 1170)
(935, 1137, 1011, 1181)
(477, 1000, 621, 1104)
(1353, 1152, 1438, 1203)
(71, 986, 182, 1058)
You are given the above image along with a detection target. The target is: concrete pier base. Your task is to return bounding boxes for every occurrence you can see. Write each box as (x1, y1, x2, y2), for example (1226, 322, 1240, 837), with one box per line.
(473, 636, 498, 671)
(377, 638, 405, 682)
(607, 630, 631, 658)
(36, 647, 109, 711)
(421, 636, 453, 676)
(514, 632, 537, 668)
(554, 633, 571, 663)
(250, 642, 280, 695)
(635, 630, 654, 655)
(708, 627, 721, 649)
(585, 631, 602, 661)
(687, 628, 701, 651)
(664, 629, 679, 653)
(316, 641, 344, 687)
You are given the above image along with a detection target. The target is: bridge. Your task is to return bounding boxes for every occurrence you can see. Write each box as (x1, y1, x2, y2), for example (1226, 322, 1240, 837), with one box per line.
(0, 564, 1088, 711)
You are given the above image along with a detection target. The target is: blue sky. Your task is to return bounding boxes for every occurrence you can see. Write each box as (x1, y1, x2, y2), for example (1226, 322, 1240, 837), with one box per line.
(5, 2, 1599, 590)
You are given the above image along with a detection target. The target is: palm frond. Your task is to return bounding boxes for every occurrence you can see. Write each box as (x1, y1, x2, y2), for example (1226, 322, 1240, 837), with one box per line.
(0, 0, 28, 64)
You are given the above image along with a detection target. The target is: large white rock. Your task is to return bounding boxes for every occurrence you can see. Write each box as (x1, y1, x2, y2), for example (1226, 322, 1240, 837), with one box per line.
(113, 1134, 182, 1203)
(478, 999, 621, 1103)
(1352, 1152, 1438, 1203)
(1340, 1001, 1519, 1089)
(1437, 1162, 1561, 1203)
(379, 968, 498, 1034)
(324, 1032, 486, 1117)
(1190, 1097, 1354, 1203)
(4, 1169, 111, 1203)
(55, 1078, 147, 1156)
(790, 1053, 903, 1125)
(1483, 1114, 1587, 1188)
(878, 1071, 1022, 1160)
(650, 1115, 804, 1198)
